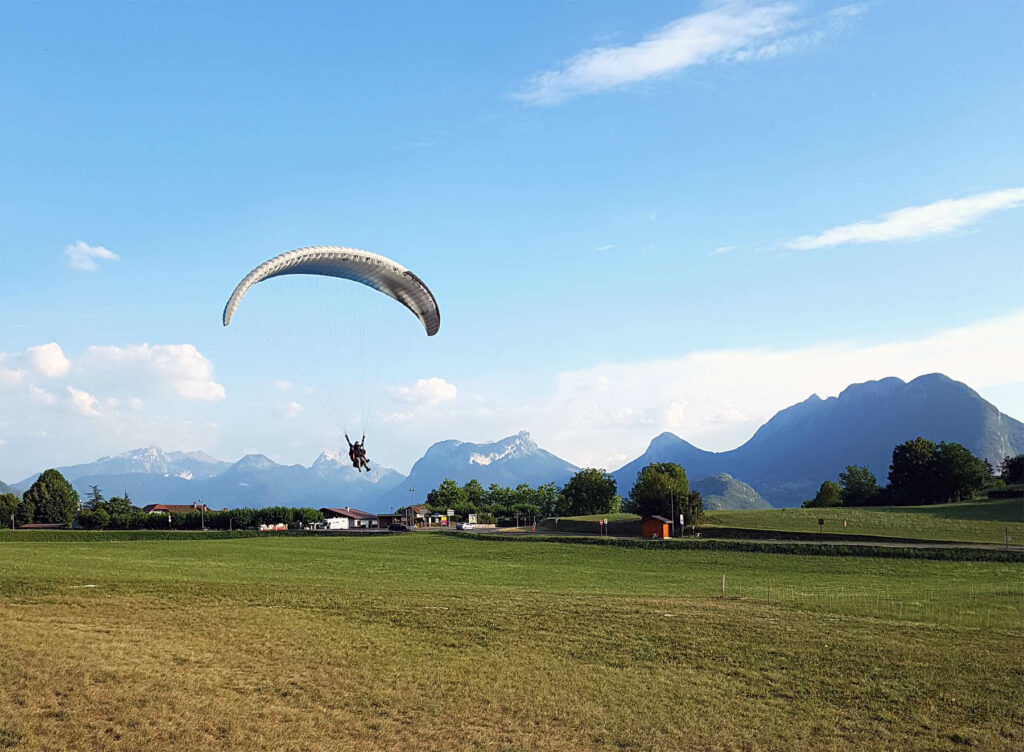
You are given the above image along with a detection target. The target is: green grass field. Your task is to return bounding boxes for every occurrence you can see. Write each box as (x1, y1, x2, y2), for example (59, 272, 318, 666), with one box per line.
(1, 534, 1021, 751)
(704, 499, 1024, 544)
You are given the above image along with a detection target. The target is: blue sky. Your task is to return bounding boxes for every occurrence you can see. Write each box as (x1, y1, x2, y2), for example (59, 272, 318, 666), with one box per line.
(1, 1, 1022, 481)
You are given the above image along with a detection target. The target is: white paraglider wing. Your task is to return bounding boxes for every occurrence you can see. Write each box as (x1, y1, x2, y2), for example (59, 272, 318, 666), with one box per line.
(222, 246, 440, 336)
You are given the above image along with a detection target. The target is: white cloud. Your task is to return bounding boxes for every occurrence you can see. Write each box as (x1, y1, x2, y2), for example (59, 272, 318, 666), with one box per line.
(596, 244, 615, 252)
(128, 398, 145, 411)
(27, 343, 70, 377)
(514, 2, 829, 105)
(392, 377, 458, 407)
(710, 245, 736, 255)
(67, 386, 100, 417)
(64, 241, 119, 271)
(81, 344, 226, 401)
(787, 188, 1024, 250)
(279, 401, 305, 419)
(274, 380, 294, 391)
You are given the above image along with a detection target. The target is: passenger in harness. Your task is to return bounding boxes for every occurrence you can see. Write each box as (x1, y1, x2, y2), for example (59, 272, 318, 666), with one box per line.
(345, 433, 371, 472)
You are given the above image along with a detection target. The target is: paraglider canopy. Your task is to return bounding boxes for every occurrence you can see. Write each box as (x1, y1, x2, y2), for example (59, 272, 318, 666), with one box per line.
(222, 245, 440, 336)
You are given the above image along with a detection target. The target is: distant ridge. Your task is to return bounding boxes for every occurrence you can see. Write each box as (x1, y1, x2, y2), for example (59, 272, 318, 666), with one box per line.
(378, 431, 579, 507)
(16, 447, 403, 512)
(12, 373, 1020, 512)
(613, 374, 1023, 507)
(691, 473, 770, 511)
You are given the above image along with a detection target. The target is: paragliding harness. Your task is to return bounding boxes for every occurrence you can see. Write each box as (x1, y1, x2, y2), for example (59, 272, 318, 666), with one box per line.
(345, 433, 371, 472)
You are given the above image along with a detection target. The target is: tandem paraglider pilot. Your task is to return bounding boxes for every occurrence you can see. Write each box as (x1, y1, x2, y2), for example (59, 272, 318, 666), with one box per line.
(345, 433, 371, 472)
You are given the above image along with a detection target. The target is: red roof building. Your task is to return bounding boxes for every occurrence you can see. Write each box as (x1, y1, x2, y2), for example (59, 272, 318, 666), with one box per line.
(142, 502, 220, 514)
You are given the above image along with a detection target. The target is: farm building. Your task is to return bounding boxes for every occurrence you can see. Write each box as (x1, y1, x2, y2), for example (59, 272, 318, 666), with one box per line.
(320, 507, 378, 530)
(142, 502, 220, 514)
(641, 516, 671, 539)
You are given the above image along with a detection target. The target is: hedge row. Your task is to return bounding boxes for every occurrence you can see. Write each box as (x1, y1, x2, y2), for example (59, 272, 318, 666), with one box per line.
(447, 531, 1024, 563)
(0, 529, 395, 543)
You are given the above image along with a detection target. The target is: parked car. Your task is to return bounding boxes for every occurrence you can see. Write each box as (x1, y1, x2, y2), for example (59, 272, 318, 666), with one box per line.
(388, 523, 410, 532)
(457, 522, 475, 530)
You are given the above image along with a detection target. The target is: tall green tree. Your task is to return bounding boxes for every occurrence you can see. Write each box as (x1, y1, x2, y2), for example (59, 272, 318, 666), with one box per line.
(462, 479, 486, 509)
(933, 442, 991, 502)
(838, 466, 879, 506)
(85, 485, 105, 510)
(998, 454, 1024, 485)
(888, 437, 939, 504)
(560, 468, 618, 516)
(0, 493, 18, 528)
(535, 483, 559, 518)
(105, 494, 133, 517)
(15, 494, 35, 525)
(628, 463, 693, 522)
(23, 469, 79, 526)
(683, 490, 704, 526)
(426, 478, 468, 512)
(803, 480, 843, 508)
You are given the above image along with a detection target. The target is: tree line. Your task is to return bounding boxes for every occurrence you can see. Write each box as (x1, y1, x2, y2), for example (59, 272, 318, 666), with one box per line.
(803, 439, 1021, 508)
(2, 473, 324, 530)
(424, 463, 705, 526)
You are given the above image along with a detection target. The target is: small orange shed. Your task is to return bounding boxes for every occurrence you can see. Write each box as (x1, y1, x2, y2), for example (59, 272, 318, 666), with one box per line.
(641, 516, 671, 539)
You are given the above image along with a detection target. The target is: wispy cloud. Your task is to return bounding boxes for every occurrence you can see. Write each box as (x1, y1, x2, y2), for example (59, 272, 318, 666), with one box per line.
(710, 245, 736, 256)
(786, 188, 1024, 250)
(595, 244, 615, 252)
(64, 241, 119, 271)
(514, 2, 856, 105)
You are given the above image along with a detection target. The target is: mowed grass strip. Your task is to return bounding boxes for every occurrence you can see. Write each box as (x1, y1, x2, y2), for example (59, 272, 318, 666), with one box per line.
(0, 535, 1021, 751)
(705, 499, 1024, 544)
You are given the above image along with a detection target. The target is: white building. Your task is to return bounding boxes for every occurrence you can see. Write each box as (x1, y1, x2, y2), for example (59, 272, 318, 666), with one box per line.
(320, 507, 378, 530)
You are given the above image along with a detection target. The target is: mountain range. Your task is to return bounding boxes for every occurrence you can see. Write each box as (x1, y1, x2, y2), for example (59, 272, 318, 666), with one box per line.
(376, 431, 579, 508)
(611, 373, 1023, 506)
(9, 373, 1023, 511)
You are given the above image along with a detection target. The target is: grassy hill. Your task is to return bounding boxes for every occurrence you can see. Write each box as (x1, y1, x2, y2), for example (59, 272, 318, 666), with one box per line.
(704, 499, 1024, 544)
(0, 535, 1020, 751)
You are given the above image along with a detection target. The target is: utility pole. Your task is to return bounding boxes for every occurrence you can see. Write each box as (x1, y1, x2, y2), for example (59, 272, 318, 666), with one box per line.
(200, 499, 205, 531)
(670, 487, 675, 538)
(408, 488, 415, 527)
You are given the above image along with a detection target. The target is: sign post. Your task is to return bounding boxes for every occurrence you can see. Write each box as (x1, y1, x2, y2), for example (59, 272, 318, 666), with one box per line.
(818, 518, 825, 545)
